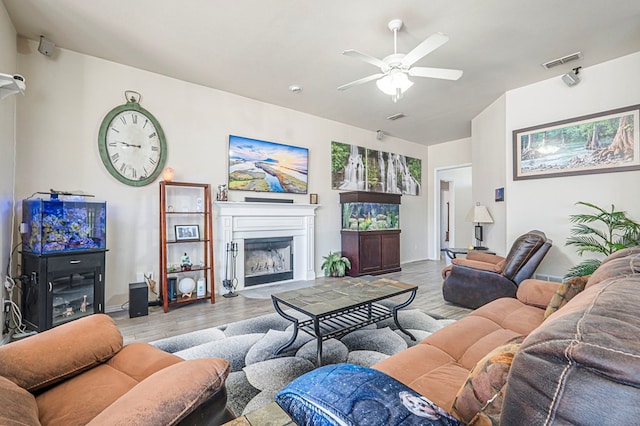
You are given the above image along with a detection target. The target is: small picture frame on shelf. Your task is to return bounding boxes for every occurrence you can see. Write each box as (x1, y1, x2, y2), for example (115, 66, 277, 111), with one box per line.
(309, 193, 318, 204)
(175, 224, 200, 241)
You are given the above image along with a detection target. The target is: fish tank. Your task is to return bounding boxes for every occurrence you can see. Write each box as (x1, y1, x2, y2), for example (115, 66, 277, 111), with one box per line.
(340, 191, 401, 231)
(22, 195, 106, 254)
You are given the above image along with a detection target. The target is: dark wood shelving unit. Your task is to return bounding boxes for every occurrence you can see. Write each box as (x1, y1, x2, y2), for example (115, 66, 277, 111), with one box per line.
(159, 181, 215, 313)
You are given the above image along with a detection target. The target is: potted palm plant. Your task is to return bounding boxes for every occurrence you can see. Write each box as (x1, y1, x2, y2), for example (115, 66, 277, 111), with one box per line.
(321, 251, 352, 277)
(565, 201, 640, 278)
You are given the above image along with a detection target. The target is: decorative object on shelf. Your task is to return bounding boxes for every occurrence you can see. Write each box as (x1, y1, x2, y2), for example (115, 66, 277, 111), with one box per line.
(513, 104, 640, 180)
(466, 202, 494, 249)
(197, 277, 206, 298)
(162, 167, 174, 182)
(180, 252, 192, 270)
(179, 277, 196, 297)
(167, 277, 178, 301)
(331, 141, 421, 195)
(0, 73, 26, 100)
(98, 90, 167, 186)
(175, 225, 200, 242)
(321, 251, 352, 277)
(217, 184, 228, 201)
(310, 193, 318, 204)
(228, 135, 308, 194)
(223, 242, 239, 298)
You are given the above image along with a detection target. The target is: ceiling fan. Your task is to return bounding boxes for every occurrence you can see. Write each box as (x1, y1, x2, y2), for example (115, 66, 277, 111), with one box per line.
(338, 19, 463, 102)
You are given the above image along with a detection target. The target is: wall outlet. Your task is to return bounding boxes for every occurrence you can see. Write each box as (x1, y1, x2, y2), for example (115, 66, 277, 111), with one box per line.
(135, 272, 153, 283)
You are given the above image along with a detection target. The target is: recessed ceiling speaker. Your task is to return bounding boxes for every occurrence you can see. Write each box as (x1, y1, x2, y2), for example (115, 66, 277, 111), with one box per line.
(38, 36, 55, 56)
(562, 66, 582, 87)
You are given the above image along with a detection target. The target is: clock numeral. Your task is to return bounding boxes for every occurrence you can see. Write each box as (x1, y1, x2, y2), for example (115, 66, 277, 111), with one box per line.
(149, 157, 157, 165)
(143, 166, 149, 176)
(151, 146, 159, 152)
(131, 168, 137, 178)
(119, 116, 127, 125)
(120, 162, 127, 173)
(143, 119, 149, 129)
(148, 132, 157, 139)
(110, 127, 120, 133)
(108, 142, 117, 147)
(111, 153, 120, 163)
(132, 114, 138, 124)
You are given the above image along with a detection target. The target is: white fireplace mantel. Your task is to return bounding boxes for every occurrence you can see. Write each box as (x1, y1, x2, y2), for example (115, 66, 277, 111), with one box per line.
(213, 201, 319, 293)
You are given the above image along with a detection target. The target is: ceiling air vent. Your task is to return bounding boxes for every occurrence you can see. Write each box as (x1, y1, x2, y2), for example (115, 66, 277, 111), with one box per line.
(542, 52, 583, 70)
(386, 113, 406, 121)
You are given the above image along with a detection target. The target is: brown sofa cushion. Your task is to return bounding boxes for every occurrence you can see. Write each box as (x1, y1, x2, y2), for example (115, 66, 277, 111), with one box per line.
(501, 276, 640, 425)
(516, 278, 561, 309)
(36, 343, 184, 426)
(0, 376, 40, 426)
(0, 314, 122, 392)
(501, 231, 547, 280)
(451, 336, 524, 425)
(87, 358, 230, 426)
(586, 247, 640, 289)
(543, 276, 589, 320)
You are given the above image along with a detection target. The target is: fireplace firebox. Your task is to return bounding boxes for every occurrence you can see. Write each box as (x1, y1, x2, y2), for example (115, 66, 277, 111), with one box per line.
(244, 237, 293, 286)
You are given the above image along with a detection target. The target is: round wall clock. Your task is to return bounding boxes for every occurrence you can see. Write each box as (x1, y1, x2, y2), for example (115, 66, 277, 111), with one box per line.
(98, 91, 167, 186)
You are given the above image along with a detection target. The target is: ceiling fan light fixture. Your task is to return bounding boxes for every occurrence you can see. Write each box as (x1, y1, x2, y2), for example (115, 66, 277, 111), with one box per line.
(376, 71, 413, 99)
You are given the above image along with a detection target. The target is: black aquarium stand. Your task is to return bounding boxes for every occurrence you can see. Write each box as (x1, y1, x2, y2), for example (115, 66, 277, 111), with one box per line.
(21, 250, 107, 331)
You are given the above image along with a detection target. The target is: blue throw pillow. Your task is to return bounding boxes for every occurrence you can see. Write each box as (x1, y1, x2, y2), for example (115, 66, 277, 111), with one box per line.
(276, 363, 462, 426)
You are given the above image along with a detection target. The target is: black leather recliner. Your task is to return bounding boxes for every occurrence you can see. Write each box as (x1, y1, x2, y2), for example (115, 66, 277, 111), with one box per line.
(442, 230, 552, 309)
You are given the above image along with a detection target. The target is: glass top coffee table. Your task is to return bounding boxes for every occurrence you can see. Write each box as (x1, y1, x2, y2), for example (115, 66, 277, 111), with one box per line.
(271, 277, 418, 366)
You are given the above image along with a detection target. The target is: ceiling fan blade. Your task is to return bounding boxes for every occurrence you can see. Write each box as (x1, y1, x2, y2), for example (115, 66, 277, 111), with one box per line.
(342, 50, 388, 70)
(337, 73, 385, 91)
(401, 33, 449, 68)
(408, 66, 463, 80)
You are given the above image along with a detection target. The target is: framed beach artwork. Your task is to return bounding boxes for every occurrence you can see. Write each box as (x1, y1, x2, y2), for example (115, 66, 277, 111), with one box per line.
(331, 141, 422, 195)
(228, 135, 308, 194)
(513, 104, 640, 180)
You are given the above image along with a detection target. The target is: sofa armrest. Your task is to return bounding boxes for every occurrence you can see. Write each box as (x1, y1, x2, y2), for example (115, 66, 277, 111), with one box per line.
(0, 314, 122, 392)
(443, 266, 518, 309)
(87, 358, 230, 426)
(450, 258, 504, 273)
(466, 251, 505, 265)
(516, 279, 561, 309)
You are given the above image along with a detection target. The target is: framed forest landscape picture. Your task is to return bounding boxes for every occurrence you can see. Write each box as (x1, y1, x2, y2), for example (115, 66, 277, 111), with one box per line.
(228, 135, 308, 193)
(513, 104, 640, 180)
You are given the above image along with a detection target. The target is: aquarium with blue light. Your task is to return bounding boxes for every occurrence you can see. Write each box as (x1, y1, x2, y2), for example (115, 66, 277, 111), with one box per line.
(22, 196, 106, 254)
(340, 191, 401, 231)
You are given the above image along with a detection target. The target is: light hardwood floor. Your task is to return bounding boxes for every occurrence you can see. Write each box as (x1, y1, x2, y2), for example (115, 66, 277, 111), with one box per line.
(109, 259, 471, 345)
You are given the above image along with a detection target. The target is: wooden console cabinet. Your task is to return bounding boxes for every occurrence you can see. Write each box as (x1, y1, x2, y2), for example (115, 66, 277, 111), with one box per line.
(339, 191, 401, 276)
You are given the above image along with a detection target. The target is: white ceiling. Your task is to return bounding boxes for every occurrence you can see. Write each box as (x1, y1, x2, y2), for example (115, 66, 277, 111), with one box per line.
(3, 0, 640, 146)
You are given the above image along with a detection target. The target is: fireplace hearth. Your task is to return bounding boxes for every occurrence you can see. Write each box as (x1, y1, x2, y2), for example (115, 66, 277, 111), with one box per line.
(244, 237, 293, 286)
(214, 201, 318, 293)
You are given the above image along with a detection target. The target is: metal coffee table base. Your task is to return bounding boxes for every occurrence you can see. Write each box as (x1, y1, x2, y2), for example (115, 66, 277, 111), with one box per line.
(272, 288, 417, 366)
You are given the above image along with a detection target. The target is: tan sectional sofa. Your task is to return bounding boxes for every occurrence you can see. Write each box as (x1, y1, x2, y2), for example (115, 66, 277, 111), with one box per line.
(278, 246, 640, 424)
(0, 314, 235, 425)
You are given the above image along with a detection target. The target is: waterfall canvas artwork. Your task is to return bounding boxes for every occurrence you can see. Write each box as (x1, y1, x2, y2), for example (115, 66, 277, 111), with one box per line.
(228, 135, 308, 193)
(331, 141, 422, 195)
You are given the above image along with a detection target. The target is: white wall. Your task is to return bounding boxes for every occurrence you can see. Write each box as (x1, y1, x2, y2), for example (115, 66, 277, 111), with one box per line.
(426, 137, 471, 259)
(0, 2, 18, 337)
(14, 39, 429, 310)
(471, 96, 507, 255)
(471, 52, 640, 277)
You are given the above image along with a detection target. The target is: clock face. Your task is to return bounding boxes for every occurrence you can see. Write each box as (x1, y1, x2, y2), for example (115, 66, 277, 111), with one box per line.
(98, 102, 167, 186)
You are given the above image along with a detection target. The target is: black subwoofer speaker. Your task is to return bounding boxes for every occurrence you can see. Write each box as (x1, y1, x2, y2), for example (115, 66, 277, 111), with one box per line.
(129, 282, 148, 318)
